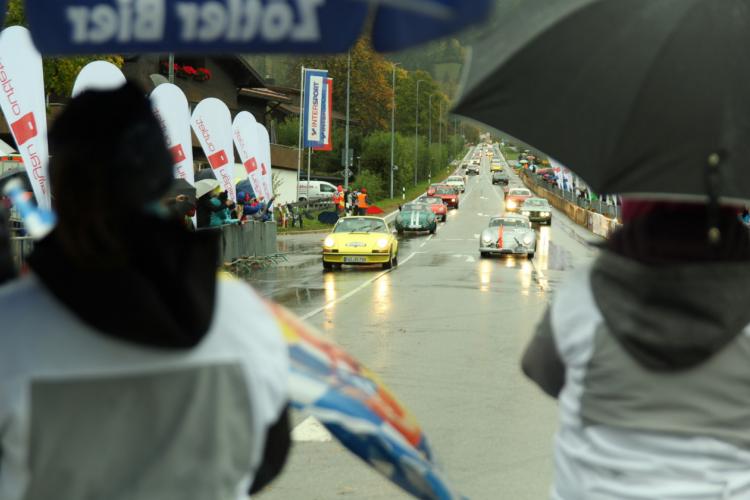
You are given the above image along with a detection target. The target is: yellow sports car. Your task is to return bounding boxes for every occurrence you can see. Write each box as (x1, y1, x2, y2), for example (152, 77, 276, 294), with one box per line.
(490, 161, 505, 172)
(322, 216, 399, 271)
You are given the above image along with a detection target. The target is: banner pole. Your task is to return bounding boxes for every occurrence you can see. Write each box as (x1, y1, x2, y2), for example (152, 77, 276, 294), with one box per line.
(307, 148, 312, 186)
(296, 66, 305, 202)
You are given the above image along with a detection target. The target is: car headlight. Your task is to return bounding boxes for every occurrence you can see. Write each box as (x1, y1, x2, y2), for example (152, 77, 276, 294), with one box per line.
(522, 211, 530, 216)
(451, 198, 456, 202)
(377, 238, 389, 249)
(482, 235, 493, 243)
(541, 212, 550, 216)
(324, 236, 335, 248)
(523, 235, 533, 245)
(507, 200, 517, 209)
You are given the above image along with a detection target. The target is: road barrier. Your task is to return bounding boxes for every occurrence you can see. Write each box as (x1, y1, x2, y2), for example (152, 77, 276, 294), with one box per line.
(8, 221, 280, 270)
(519, 171, 622, 238)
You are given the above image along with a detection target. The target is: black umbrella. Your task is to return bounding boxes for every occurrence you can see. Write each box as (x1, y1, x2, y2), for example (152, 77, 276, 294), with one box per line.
(454, 0, 750, 202)
(166, 178, 196, 205)
(318, 211, 340, 225)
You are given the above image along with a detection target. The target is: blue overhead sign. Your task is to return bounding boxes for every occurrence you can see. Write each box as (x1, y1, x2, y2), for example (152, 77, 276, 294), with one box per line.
(24, 0, 494, 55)
(26, 0, 368, 55)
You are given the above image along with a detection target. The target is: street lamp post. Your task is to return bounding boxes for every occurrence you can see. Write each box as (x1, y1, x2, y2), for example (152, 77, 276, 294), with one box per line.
(414, 79, 425, 186)
(344, 51, 351, 190)
(428, 94, 433, 179)
(390, 62, 400, 199)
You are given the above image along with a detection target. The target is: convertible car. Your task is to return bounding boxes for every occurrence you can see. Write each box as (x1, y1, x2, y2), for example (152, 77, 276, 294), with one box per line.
(322, 216, 399, 271)
(504, 188, 533, 212)
(479, 214, 537, 259)
(394, 203, 437, 235)
(417, 195, 448, 222)
(521, 197, 552, 225)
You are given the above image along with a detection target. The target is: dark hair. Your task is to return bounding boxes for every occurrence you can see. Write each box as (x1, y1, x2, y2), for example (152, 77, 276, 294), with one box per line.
(49, 82, 173, 264)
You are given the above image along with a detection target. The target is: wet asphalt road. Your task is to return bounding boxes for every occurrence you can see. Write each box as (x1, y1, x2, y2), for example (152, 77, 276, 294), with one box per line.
(252, 149, 601, 500)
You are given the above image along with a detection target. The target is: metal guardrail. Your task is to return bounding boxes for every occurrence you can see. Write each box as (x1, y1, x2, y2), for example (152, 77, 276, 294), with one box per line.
(526, 173, 621, 220)
(9, 221, 280, 270)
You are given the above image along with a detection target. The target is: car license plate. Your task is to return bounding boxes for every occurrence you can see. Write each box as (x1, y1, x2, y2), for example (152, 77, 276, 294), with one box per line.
(409, 224, 420, 229)
(343, 256, 367, 263)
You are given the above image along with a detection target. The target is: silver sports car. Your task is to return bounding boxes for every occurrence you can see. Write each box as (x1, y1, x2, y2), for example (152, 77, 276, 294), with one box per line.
(479, 214, 537, 259)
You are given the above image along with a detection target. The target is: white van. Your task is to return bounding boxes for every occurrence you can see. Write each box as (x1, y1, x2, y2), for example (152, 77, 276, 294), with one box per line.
(297, 180, 338, 202)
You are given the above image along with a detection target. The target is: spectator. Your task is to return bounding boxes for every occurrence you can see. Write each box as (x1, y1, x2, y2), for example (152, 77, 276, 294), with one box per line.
(0, 82, 290, 499)
(522, 199, 750, 499)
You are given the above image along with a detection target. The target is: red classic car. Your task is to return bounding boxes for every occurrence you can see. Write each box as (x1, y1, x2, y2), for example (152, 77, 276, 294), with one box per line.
(416, 195, 448, 222)
(504, 188, 533, 212)
(426, 184, 460, 209)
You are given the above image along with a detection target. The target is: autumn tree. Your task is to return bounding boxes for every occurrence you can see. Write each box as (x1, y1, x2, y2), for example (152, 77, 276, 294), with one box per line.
(4, 0, 123, 97)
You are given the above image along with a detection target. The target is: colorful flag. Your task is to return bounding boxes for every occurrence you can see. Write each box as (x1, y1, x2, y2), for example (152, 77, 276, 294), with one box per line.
(191, 98, 235, 201)
(313, 78, 333, 152)
(150, 84, 194, 185)
(0, 26, 51, 208)
(303, 69, 328, 148)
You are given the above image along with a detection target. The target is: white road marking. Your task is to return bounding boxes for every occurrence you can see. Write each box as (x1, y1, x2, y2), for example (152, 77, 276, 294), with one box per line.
(466, 256, 476, 263)
(301, 251, 422, 321)
(530, 258, 550, 292)
(291, 416, 332, 442)
(473, 234, 480, 239)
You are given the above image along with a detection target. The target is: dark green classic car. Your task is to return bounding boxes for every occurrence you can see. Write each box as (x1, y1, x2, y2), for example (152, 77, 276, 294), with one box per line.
(395, 203, 437, 235)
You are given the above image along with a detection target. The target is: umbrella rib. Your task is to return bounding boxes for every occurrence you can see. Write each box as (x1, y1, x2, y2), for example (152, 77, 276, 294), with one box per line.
(347, 0, 452, 19)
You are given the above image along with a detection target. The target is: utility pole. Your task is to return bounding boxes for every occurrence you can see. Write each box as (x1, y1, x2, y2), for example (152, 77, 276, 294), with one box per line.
(168, 54, 175, 83)
(428, 93, 433, 179)
(414, 79, 425, 186)
(390, 62, 400, 199)
(344, 51, 351, 190)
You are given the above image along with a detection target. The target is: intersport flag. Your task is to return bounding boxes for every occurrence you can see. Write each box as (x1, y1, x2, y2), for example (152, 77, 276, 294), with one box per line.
(0, 26, 51, 208)
(232, 111, 266, 201)
(255, 123, 273, 202)
(150, 83, 193, 184)
(303, 69, 328, 148)
(313, 77, 333, 152)
(191, 98, 235, 201)
(71, 60, 126, 97)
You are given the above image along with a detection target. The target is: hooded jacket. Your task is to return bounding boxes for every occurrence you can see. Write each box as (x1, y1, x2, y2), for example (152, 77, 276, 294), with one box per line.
(0, 219, 290, 500)
(522, 249, 750, 499)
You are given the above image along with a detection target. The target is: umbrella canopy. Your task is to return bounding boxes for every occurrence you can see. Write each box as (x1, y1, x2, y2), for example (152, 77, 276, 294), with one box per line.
(272, 303, 463, 500)
(236, 179, 255, 200)
(26, 1, 493, 55)
(195, 179, 219, 199)
(454, 0, 750, 201)
(317, 211, 340, 225)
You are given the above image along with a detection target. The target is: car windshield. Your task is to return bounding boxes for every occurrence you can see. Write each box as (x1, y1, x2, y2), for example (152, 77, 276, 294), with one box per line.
(509, 189, 531, 197)
(489, 218, 529, 228)
(434, 186, 455, 195)
(418, 197, 443, 205)
(447, 177, 463, 182)
(523, 199, 549, 208)
(403, 204, 428, 212)
(334, 218, 387, 233)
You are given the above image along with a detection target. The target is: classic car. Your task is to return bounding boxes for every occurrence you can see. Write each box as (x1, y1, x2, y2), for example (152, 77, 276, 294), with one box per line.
(504, 188, 533, 212)
(490, 161, 506, 172)
(426, 184, 460, 209)
(521, 197, 552, 225)
(417, 195, 448, 221)
(394, 203, 437, 235)
(466, 164, 480, 176)
(479, 214, 537, 259)
(445, 175, 466, 193)
(322, 216, 399, 271)
(492, 171, 510, 186)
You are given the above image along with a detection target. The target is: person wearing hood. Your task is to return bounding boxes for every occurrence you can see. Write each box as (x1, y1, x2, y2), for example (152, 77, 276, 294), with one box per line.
(0, 83, 290, 500)
(522, 199, 750, 499)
